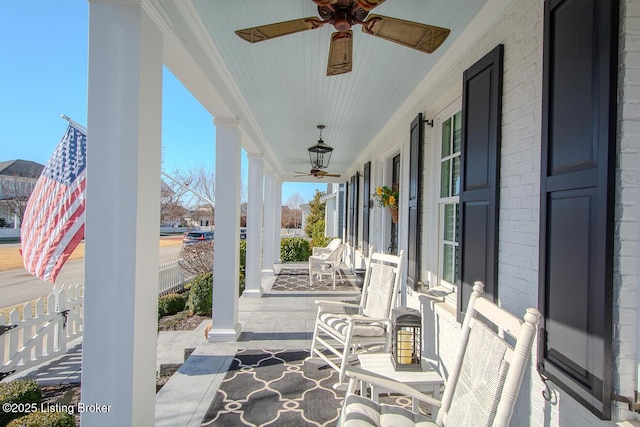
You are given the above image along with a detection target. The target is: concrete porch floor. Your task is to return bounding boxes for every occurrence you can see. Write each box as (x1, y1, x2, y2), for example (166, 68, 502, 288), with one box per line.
(155, 262, 360, 427)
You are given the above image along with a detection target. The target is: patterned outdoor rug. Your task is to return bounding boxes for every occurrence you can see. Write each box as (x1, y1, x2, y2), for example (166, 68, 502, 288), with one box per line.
(271, 268, 357, 292)
(201, 349, 344, 426)
(201, 350, 433, 427)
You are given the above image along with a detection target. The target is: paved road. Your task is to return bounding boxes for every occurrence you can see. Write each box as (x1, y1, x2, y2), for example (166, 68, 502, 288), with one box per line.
(0, 242, 182, 309)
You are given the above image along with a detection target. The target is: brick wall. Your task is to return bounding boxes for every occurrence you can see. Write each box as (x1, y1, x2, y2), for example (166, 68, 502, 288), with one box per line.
(403, 0, 640, 425)
(614, 0, 640, 421)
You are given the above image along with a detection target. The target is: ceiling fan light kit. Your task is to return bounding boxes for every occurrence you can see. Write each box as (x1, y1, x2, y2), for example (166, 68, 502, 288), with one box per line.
(235, 0, 451, 76)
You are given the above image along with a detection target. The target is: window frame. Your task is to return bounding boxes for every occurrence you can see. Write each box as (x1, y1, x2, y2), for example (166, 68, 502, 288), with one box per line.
(435, 103, 462, 293)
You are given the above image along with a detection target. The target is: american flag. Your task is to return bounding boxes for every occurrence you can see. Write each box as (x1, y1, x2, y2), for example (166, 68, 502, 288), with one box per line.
(21, 124, 87, 283)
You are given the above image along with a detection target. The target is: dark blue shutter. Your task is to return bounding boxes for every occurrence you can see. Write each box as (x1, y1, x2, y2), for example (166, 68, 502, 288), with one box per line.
(538, 0, 617, 419)
(407, 114, 423, 290)
(362, 162, 371, 257)
(458, 45, 503, 319)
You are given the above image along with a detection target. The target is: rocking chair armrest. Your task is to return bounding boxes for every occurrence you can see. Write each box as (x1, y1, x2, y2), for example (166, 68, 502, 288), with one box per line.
(346, 315, 391, 324)
(314, 300, 362, 310)
(345, 366, 442, 408)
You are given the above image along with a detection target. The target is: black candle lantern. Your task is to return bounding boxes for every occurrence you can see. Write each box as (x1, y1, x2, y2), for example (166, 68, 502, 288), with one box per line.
(391, 307, 422, 371)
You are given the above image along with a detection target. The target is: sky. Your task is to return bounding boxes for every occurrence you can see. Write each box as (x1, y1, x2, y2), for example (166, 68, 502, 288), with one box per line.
(0, 2, 325, 205)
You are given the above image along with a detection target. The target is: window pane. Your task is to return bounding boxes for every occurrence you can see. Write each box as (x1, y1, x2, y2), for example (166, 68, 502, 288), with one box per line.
(453, 111, 462, 154)
(441, 118, 451, 158)
(443, 244, 453, 283)
(444, 204, 454, 241)
(451, 157, 460, 196)
(440, 160, 450, 198)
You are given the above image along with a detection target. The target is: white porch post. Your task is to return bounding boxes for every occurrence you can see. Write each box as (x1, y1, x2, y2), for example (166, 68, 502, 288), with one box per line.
(262, 172, 276, 275)
(208, 117, 241, 341)
(244, 153, 264, 297)
(83, 2, 162, 426)
(274, 177, 282, 262)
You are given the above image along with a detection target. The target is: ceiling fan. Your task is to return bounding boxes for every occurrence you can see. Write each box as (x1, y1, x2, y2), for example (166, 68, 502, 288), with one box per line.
(235, 0, 451, 76)
(294, 168, 342, 179)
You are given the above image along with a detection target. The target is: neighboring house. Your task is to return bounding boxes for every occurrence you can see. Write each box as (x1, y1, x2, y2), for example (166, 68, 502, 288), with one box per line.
(186, 204, 214, 227)
(299, 203, 310, 234)
(0, 159, 44, 228)
(321, 183, 344, 239)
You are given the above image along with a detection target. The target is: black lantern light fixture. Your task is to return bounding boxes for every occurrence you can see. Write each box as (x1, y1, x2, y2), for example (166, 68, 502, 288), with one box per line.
(308, 125, 333, 169)
(391, 307, 423, 371)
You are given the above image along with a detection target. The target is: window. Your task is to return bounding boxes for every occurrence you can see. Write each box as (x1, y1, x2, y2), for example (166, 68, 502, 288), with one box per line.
(438, 111, 461, 289)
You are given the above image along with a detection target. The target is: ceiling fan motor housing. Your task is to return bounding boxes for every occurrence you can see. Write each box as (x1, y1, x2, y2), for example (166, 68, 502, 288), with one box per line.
(318, 3, 369, 32)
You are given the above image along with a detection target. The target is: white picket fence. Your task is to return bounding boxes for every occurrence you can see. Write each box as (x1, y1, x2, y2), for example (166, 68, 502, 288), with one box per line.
(0, 228, 20, 239)
(0, 284, 83, 381)
(158, 260, 195, 296)
(0, 260, 194, 379)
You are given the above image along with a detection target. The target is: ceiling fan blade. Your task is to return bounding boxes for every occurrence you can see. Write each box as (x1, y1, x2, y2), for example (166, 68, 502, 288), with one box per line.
(327, 31, 353, 76)
(362, 14, 450, 54)
(315, 170, 342, 177)
(236, 17, 324, 43)
(354, 0, 387, 11)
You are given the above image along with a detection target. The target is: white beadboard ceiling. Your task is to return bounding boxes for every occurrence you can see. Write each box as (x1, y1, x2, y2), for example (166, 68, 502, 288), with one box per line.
(158, 0, 487, 181)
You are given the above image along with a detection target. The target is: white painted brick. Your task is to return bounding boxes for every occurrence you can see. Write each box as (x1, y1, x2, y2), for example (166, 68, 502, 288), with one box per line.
(408, 0, 640, 425)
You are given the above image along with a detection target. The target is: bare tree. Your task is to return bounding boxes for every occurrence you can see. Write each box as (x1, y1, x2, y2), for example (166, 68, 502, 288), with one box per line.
(160, 178, 190, 226)
(178, 241, 213, 275)
(285, 192, 304, 228)
(162, 165, 247, 227)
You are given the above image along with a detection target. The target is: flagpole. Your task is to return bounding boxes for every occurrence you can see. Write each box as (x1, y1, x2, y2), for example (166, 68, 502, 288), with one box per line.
(161, 171, 215, 208)
(61, 114, 87, 134)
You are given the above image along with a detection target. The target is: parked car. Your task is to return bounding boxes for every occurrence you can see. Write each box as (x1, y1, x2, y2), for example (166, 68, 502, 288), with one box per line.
(240, 228, 247, 240)
(182, 231, 214, 246)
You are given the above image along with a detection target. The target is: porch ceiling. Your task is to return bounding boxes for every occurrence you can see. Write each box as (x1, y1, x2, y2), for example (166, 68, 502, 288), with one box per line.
(155, 0, 487, 181)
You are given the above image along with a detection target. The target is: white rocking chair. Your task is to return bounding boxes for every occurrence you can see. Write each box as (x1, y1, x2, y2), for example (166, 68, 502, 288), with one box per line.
(339, 282, 540, 427)
(310, 250, 404, 385)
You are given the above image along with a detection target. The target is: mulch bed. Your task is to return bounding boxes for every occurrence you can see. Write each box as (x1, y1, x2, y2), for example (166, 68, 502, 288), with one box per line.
(158, 312, 210, 331)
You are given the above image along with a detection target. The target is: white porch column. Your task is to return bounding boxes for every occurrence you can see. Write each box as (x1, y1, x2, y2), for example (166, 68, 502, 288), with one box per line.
(208, 117, 241, 341)
(262, 172, 276, 275)
(244, 154, 264, 297)
(84, 2, 162, 426)
(274, 177, 283, 263)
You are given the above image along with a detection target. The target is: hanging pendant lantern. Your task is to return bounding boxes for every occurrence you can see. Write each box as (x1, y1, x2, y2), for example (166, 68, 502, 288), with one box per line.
(308, 125, 333, 169)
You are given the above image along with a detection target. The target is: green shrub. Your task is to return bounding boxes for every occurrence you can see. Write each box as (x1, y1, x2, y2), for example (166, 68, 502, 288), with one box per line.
(6, 411, 75, 427)
(280, 238, 311, 262)
(313, 235, 332, 248)
(187, 273, 212, 315)
(238, 240, 247, 297)
(310, 222, 331, 247)
(0, 379, 42, 426)
(158, 293, 186, 317)
(239, 240, 246, 275)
